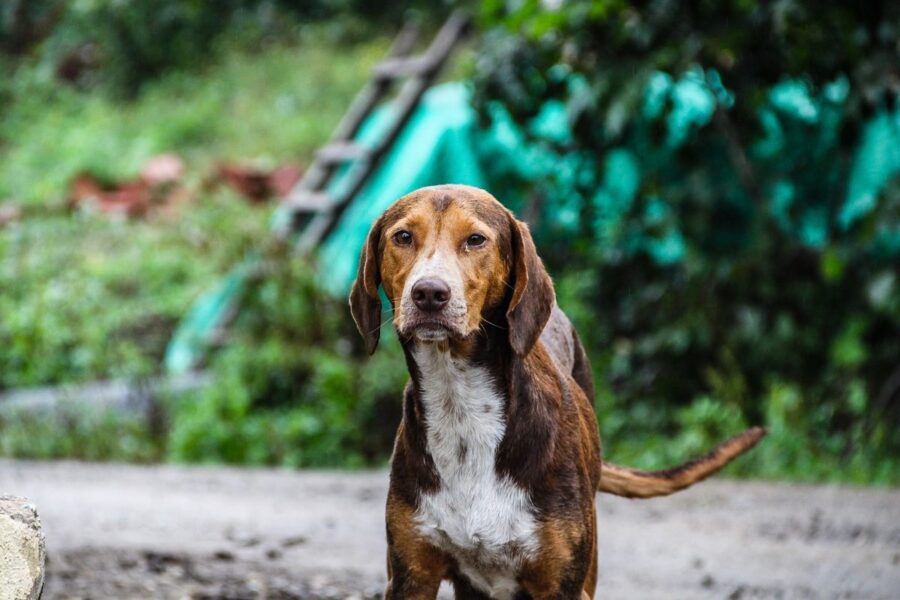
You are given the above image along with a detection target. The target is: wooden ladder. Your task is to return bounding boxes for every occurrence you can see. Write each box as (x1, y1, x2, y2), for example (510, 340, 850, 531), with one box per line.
(277, 11, 470, 252)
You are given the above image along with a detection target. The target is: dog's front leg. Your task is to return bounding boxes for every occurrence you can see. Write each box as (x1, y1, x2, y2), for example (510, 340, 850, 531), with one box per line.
(385, 564, 443, 600)
(520, 513, 597, 600)
(385, 495, 449, 600)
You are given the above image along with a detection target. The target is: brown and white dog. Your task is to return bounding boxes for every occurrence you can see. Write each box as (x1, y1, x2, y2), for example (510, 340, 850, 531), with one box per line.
(349, 184, 764, 599)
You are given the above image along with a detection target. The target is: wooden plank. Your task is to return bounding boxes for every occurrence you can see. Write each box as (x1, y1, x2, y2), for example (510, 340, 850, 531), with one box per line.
(277, 19, 422, 211)
(315, 142, 372, 164)
(294, 12, 471, 251)
(372, 55, 435, 80)
(281, 190, 333, 212)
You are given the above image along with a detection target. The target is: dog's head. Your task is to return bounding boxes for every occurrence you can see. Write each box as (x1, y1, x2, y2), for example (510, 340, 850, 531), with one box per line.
(349, 185, 554, 356)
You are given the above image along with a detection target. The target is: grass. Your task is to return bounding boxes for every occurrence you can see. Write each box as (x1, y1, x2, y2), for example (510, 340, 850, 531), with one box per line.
(1, 35, 388, 206)
(0, 30, 414, 466)
(0, 32, 388, 389)
(0, 198, 268, 387)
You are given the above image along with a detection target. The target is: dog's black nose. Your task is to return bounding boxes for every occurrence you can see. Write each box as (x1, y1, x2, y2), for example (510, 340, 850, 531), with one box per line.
(412, 278, 451, 312)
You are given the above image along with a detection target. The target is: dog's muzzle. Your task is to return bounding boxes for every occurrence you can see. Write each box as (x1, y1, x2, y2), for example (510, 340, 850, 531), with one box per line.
(398, 262, 467, 342)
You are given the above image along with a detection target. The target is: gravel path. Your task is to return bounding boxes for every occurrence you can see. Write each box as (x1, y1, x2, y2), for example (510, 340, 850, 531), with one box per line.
(1, 460, 898, 599)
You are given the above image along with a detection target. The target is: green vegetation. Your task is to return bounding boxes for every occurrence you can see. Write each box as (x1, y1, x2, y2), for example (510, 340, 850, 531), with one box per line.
(1, 2, 897, 485)
(0, 31, 394, 463)
(1, 29, 388, 387)
(167, 243, 407, 467)
(0, 205, 264, 387)
(1, 37, 387, 206)
(0, 399, 162, 462)
(473, 1, 900, 484)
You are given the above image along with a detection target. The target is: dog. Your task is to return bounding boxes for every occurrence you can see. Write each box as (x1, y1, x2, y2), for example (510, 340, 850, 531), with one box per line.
(349, 184, 764, 599)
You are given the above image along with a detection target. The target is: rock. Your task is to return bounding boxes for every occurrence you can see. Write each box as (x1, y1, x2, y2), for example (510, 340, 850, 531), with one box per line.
(0, 495, 45, 600)
(280, 534, 308, 548)
(212, 549, 235, 561)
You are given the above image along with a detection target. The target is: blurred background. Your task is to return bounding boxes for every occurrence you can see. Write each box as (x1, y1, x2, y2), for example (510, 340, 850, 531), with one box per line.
(1, 0, 898, 488)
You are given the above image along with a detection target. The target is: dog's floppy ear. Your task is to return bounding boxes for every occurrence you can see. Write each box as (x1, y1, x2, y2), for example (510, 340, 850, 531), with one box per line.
(506, 216, 554, 355)
(349, 217, 384, 354)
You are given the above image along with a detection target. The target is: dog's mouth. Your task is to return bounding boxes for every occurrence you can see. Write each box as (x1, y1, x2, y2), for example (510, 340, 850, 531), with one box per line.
(402, 319, 458, 342)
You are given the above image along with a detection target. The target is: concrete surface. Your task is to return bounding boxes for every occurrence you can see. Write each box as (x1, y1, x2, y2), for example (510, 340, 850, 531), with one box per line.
(1, 460, 898, 599)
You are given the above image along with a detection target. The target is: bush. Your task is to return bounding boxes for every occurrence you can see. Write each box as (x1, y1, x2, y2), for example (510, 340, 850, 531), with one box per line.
(0, 401, 163, 462)
(1, 0, 452, 97)
(0, 29, 386, 206)
(0, 31, 402, 467)
(473, 0, 900, 483)
(0, 194, 273, 390)
(168, 242, 407, 466)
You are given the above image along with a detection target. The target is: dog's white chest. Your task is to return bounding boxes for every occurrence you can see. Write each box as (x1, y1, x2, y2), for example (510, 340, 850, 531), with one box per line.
(412, 347, 538, 599)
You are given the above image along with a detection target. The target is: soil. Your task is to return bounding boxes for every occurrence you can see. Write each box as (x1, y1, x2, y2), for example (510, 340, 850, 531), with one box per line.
(1, 460, 898, 599)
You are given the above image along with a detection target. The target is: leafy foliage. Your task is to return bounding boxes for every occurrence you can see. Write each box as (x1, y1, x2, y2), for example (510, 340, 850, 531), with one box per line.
(1, 0, 450, 97)
(2, 3, 898, 484)
(0, 33, 386, 206)
(0, 30, 383, 391)
(473, 0, 900, 482)
(0, 401, 163, 462)
(475, 1, 899, 138)
(0, 32, 405, 467)
(0, 198, 269, 389)
(168, 243, 407, 466)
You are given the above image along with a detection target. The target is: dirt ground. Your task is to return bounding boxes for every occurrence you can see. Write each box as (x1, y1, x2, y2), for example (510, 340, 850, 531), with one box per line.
(1, 460, 898, 600)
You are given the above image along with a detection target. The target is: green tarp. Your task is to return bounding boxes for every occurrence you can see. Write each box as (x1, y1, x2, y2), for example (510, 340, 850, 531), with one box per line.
(165, 79, 900, 373)
(307, 82, 490, 296)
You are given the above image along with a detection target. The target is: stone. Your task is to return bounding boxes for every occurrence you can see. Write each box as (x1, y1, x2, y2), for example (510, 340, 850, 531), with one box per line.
(0, 495, 45, 600)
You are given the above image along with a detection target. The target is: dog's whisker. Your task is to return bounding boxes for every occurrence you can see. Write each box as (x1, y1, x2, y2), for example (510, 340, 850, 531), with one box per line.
(480, 316, 507, 330)
(365, 316, 394, 337)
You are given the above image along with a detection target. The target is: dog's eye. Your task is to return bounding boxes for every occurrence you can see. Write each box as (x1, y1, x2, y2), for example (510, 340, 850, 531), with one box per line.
(466, 234, 486, 247)
(392, 230, 413, 246)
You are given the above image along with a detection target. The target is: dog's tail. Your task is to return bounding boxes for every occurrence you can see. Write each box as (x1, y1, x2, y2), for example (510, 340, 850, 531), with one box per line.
(598, 427, 766, 498)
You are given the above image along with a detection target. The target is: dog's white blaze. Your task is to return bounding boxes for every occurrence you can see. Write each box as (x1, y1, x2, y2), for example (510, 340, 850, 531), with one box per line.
(413, 345, 538, 599)
(399, 251, 467, 337)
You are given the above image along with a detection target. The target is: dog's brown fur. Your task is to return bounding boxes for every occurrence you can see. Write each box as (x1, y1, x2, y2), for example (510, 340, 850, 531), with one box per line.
(350, 185, 765, 599)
